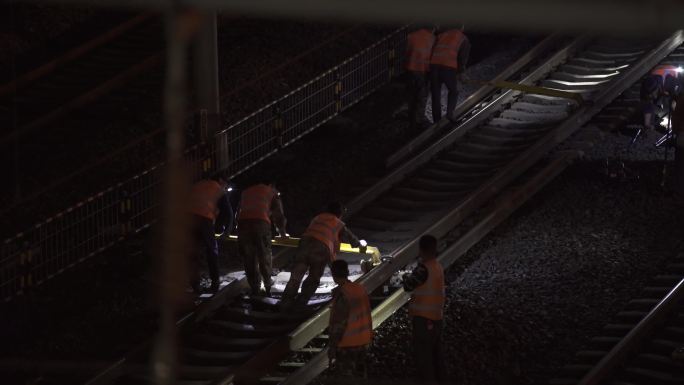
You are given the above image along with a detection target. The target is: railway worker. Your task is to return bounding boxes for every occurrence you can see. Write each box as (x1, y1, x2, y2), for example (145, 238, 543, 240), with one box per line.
(327, 259, 373, 381)
(188, 173, 233, 293)
(405, 24, 436, 130)
(237, 180, 288, 296)
(429, 24, 470, 124)
(402, 234, 447, 383)
(279, 202, 365, 310)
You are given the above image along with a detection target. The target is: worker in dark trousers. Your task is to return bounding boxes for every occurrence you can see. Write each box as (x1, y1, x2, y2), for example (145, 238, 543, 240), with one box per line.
(327, 259, 373, 383)
(279, 202, 365, 310)
(402, 234, 447, 383)
(237, 181, 288, 296)
(188, 174, 233, 293)
(405, 25, 435, 130)
(430, 25, 470, 124)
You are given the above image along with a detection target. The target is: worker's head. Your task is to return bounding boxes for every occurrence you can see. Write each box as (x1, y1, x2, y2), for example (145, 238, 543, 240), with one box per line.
(331, 260, 350, 284)
(326, 201, 346, 218)
(419, 234, 438, 260)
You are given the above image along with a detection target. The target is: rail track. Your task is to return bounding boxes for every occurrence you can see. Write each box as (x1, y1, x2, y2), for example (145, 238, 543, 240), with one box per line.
(4, 31, 682, 385)
(550, 255, 684, 385)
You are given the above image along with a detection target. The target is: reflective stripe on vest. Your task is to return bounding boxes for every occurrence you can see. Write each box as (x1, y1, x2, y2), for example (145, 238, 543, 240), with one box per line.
(408, 258, 445, 320)
(238, 184, 276, 224)
(406, 29, 435, 73)
(302, 213, 344, 259)
(334, 281, 373, 348)
(430, 30, 465, 69)
(188, 180, 224, 221)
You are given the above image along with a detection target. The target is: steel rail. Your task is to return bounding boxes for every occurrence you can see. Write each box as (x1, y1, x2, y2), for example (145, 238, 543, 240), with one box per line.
(221, 31, 684, 385)
(280, 151, 578, 385)
(385, 33, 564, 169)
(84, 236, 375, 385)
(577, 277, 684, 385)
(345, 35, 592, 216)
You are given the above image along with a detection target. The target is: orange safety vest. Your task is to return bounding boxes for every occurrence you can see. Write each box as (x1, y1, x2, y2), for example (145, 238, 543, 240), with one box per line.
(408, 258, 445, 320)
(406, 29, 435, 73)
(430, 30, 466, 69)
(238, 184, 276, 224)
(302, 213, 345, 259)
(333, 281, 373, 348)
(652, 65, 678, 81)
(188, 180, 224, 221)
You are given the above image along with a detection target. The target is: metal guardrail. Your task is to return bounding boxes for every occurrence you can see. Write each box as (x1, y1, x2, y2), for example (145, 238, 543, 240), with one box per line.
(0, 27, 408, 302)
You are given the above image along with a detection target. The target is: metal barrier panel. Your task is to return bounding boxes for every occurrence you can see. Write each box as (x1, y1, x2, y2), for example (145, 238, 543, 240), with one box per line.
(0, 27, 408, 302)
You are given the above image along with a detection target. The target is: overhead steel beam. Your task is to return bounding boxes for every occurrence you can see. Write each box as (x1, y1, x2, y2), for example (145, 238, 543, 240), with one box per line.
(17, 0, 684, 33)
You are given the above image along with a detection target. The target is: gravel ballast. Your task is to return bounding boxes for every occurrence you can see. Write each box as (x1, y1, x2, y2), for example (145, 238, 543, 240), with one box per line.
(363, 129, 683, 384)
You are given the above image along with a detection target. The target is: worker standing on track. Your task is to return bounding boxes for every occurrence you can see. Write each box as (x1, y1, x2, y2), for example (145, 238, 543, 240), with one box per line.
(327, 259, 373, 382)
(188, 173, 233, 293)
(405, 24, 436, 131)
(279, 202, 365, 310)
(237, 181, 288, 296)
(430, 24, 470, 124)
(402, 234, 447, 383)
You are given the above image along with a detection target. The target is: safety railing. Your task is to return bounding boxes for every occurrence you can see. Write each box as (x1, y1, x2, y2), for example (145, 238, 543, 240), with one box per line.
(0, 26, 407, 302)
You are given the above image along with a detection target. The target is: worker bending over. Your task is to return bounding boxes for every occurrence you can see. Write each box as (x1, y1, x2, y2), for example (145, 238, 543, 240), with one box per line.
(237, 181, 288, 296)
(187, 174, 233, 293)
(430, 24, 470, 124)
(327, 259, 373, 381)
(402, 234, 447, 383)
(279, 202, 364, 310)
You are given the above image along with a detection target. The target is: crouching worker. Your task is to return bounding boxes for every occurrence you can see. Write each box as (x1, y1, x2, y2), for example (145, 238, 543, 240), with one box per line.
(279, 202, 365, 310)
(327, 260, 372, 382)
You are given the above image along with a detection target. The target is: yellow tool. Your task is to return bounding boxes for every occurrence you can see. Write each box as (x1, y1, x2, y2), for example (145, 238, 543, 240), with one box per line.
(219, 234, 381, 266)
(465, 78, 585, 105)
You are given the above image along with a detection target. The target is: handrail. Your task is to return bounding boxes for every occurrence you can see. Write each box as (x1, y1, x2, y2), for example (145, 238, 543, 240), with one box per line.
(0, 26, 408, 302)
